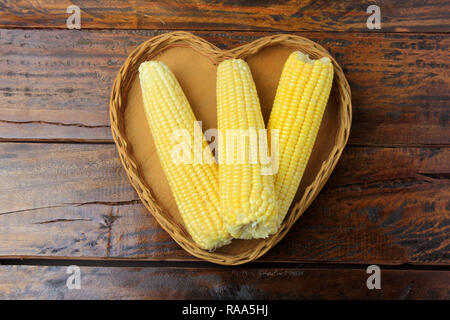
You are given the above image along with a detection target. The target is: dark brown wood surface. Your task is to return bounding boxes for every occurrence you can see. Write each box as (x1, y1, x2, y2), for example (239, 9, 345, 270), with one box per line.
(0, 265, 448, 299)
(1, 29, 448, 146)
(0, 0, 448, 300)
(0, 143, 448, 264)
(0, 0, 449, 32)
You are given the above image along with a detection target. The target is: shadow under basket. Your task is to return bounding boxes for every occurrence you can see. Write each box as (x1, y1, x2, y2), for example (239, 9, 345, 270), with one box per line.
(109, 31, 352, 265)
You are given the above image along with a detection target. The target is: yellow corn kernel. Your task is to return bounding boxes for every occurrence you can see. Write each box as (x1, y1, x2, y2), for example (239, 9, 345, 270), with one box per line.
(216, 59, 279, 239)
(139, 61, 231, 250)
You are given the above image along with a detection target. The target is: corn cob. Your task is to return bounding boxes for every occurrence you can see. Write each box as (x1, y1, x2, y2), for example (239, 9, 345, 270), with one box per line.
(139, 61, 231, 250)
(268, 51, 334, 222)
(216, 59, 279, 239)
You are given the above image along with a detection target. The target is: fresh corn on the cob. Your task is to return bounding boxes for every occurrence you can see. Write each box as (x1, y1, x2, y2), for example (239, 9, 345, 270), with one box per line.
(139, 61, 231, 250)
(216, 59, 279, 239)
(268, 51, 334, 221)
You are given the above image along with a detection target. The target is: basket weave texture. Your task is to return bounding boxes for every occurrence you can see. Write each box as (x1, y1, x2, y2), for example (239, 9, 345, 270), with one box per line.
(110, 31, 352, 265)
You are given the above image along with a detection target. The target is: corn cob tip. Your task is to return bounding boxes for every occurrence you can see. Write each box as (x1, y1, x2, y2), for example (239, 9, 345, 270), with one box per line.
(139, 60, 172, 77)
(139, 60, 163, 68)
(139, 60, 155, 71)
(217, 58, 249, 71)
(228, 214, 280, 240)
(291, 51, 331, 65)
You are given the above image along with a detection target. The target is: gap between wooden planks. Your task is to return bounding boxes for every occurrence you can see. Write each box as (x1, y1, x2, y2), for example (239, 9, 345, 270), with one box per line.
(0, 143, 448, 265)
(0, 265, 448, 299)
(0, 29, 448, 146)
(0, 0, 448, 32)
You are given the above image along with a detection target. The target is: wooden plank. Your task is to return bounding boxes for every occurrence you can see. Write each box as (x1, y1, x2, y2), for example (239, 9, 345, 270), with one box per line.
(0, 29, 448, 146)
(0, 143, 448, 264)
(0, 0, 448, 32)
(0, 265, 448, 299)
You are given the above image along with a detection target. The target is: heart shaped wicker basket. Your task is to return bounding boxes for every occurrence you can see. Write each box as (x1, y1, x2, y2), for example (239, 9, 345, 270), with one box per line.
(109, 31, 352, 265)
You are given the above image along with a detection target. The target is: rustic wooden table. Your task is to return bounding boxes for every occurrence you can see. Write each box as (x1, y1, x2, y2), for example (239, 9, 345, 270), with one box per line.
(0, 1, 449, 300)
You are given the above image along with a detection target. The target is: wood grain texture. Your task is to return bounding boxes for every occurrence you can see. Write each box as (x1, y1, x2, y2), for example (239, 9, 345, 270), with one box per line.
(0, 143, 448, 264)
(0, 0, 449, 32)
(0, 29, 448, 145)
(0, 265, 448, 299)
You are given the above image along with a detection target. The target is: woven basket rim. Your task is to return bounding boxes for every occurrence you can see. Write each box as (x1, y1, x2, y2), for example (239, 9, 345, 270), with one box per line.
(109, 31, 352, 265)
